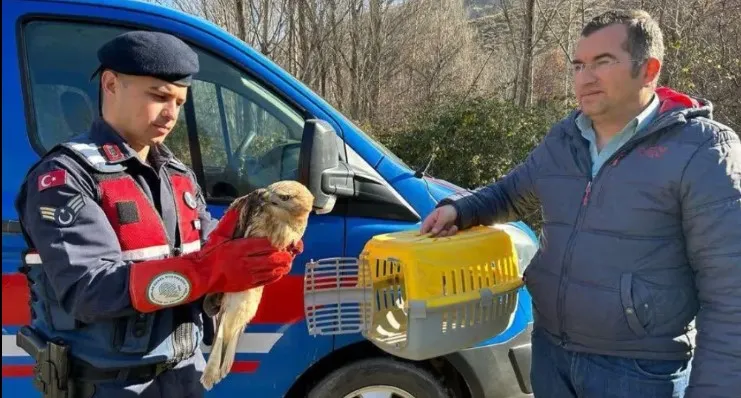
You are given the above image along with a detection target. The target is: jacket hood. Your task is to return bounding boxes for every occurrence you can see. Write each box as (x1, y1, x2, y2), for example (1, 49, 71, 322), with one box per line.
(643, 86, 713, 137)
(655, 86, 711, 116)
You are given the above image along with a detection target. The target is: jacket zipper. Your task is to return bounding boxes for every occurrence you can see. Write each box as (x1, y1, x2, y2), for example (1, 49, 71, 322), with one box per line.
(122, 172, 175, 353)
(582, 182, 592, 206)
(555, 177, 592, 344)
(553, 119, 678, 345)
(130, 166, 190, 361)
(131, 176, 173, 251)
(162, 167, 194, 362)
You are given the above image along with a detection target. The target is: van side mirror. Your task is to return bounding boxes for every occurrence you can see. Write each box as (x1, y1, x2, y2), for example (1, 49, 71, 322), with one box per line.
(298, 119, 355, 214)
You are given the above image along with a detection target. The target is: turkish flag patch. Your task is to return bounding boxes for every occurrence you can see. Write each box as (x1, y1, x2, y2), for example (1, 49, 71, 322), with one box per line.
(37, 169, 67, 191)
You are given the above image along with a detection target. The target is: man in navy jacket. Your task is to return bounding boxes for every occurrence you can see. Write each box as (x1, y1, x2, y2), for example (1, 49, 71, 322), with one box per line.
(422, 9, 741, 398)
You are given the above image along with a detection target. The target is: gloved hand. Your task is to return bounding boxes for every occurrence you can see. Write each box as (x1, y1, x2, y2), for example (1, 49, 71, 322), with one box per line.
(128, 208, 301, 313)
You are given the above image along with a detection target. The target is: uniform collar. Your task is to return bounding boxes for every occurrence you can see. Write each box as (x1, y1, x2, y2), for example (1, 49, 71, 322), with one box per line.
(152, 143, 176, 161)
(148, 144, 178, 171)
(88, 118, 140, 163)
(88, 118, 178, 168)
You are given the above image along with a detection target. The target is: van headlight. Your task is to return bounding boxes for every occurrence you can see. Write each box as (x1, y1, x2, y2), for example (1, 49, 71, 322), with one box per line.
(491, 223, 539, 275)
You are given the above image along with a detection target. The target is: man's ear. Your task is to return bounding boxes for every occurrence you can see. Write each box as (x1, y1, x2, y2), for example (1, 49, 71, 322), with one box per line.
(643, 57, 661, 86)
(101, 70, 118, 96)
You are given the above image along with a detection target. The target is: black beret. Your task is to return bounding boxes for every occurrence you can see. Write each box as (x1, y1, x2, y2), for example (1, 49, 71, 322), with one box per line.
(93, 31, 199, 86)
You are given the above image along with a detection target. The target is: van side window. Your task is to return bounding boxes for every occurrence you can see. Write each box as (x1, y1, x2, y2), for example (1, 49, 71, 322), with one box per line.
(188, 50, 305, 200)
(21, 21, 192, 164)
(21, 20, 304, 199)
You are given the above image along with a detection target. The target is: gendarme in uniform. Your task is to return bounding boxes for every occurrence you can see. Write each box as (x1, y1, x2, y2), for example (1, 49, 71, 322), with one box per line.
(16, 31, 218, 397)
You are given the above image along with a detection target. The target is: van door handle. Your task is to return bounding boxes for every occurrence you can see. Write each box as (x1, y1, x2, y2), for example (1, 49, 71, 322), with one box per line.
(2, 220, 22, 234)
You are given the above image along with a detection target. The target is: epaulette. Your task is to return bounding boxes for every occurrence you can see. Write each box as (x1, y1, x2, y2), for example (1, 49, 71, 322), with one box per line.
(60, 135, 128, 173)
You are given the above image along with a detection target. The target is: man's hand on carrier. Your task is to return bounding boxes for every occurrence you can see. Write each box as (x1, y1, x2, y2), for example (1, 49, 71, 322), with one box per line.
(420, 205, 459, 237)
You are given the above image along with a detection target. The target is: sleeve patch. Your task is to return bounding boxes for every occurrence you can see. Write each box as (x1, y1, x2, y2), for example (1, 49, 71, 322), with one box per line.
(37, 169, 67, 191)
(39, 193, 86, 227)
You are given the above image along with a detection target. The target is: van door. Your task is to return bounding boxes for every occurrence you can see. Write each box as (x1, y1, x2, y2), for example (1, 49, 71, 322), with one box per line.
(329, 145, 423, 349)
(2, 3, 46, 395)
(2, 2, 343, 396)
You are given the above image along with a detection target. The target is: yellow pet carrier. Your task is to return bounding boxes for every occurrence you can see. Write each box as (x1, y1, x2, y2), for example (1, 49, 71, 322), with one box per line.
(303, 224, 537, 361)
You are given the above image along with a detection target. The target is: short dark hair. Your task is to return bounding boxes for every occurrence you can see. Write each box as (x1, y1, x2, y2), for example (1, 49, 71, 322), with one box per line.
(581, 9, 664, 76)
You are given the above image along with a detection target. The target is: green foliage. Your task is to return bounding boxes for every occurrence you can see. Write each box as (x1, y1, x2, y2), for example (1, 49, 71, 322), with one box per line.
(371, 95, 572, 231)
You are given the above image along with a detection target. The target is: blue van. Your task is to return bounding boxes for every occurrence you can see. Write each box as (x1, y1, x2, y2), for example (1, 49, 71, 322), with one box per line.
(2, 0, 539, 396)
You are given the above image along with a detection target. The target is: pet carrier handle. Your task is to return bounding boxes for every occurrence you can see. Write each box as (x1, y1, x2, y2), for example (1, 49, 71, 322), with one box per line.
(424, 279, 524, 309)
(303, 286, 369, 306)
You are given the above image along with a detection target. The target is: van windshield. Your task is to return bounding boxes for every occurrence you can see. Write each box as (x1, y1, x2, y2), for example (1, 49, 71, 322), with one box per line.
(343, 117, 413, 172)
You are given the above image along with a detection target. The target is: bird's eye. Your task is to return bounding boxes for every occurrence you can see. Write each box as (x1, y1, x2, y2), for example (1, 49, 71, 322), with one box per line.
(278, 194, 291, 201)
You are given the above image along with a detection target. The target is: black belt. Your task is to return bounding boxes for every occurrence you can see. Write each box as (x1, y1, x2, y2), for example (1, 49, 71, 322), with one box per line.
(70, 357, 177, 383)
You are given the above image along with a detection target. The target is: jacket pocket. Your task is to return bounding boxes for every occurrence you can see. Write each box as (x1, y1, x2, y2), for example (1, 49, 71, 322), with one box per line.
(37, 272, 78, 331)
(112, 314, 155, 353)
(638, 274, 696, 337)
(48, 305, 79, 331)
(112, 318, 127, 350)
(632, 358, 690, 380)
(620, 273, 652, 337)
(522, 266, 560, 329)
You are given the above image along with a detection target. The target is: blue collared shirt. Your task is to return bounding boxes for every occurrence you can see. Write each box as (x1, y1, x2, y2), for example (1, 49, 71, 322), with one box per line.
(576, 94, 660, 177)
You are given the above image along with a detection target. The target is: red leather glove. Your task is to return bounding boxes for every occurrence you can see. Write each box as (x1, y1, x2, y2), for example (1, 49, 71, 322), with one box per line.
(202, 206, 242, 247)
(128, 208, 301, 313)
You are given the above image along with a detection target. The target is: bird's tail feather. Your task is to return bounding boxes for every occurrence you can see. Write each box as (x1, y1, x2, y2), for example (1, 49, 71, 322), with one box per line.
(218, 327, 243, 379)
(199, 287, 266, 389)
(200, 314, 227, 390)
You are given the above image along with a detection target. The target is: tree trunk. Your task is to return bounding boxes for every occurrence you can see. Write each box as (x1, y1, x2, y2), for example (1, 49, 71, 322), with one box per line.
(349, 0, 361, 120)
(298, 0, 311, 83)
(519, 0, 535, 108)
(235, 0, 247, 42)
(260, 0, 270, 54)
(367, 0, 382, 123)
(287, 0, 295, 75)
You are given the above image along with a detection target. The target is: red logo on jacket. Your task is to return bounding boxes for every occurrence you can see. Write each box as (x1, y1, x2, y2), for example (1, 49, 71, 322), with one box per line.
(639, 145, 668, 159)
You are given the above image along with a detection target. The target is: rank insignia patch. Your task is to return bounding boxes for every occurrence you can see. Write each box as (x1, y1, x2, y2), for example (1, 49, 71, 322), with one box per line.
(40, 194, 85, 226)
(103, 144, 125, 162)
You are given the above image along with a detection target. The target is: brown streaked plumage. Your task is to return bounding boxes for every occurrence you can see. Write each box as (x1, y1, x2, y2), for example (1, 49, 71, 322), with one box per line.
(200, 180, 313, 390)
